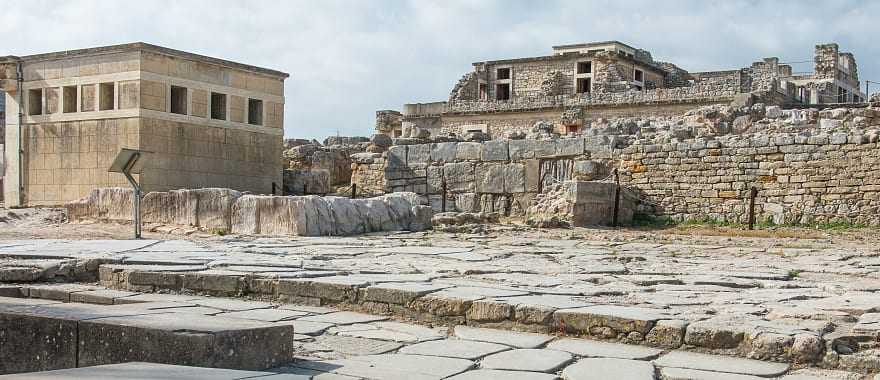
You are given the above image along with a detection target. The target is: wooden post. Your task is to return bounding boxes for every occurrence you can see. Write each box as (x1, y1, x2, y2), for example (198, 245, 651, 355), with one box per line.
(612, 169, 620, 228)
(441, 181, 447, 212)
(748, 186, 758, 230)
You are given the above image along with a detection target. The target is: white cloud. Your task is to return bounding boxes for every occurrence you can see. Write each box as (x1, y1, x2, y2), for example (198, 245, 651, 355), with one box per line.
(0, 0, 877, 140)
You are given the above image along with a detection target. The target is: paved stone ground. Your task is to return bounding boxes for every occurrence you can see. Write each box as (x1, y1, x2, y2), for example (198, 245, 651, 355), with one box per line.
(1, 228, 879, 377)
(0, 287, 872, 379)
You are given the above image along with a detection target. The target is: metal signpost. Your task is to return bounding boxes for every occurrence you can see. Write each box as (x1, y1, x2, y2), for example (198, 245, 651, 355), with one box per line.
(108, 149, 151, 239)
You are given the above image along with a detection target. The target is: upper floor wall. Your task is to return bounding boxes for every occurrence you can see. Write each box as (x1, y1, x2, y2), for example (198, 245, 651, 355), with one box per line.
(4, 44, 287, 134)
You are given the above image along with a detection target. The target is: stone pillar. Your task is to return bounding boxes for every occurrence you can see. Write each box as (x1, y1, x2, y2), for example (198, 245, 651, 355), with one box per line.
(3, 91, 21, 206)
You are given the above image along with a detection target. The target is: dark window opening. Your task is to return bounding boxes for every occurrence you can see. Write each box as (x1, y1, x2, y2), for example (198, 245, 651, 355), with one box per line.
(635, 85, 644, 91)
(566, 125, 579, 134)
(63, 86, 77, 113)
(496, 83, 510, 100)
(478, 83, 488, 100)
(634, 69, 644, 82)
(854, 95, 861, 103)
(248, 98, 263, 125)
(576, 78, 591, 94)
(496, 68, 511, 80)
(170, 86, 187, 115)
(577, 61, 592, 74)
(837, 87, 847, 103)
(28, 89, 42, 115)
(99, 82, 115, 111)
(211, 92, 227, 120)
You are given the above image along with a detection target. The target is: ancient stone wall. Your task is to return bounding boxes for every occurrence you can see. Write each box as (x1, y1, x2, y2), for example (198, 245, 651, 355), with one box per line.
(362, 104, 880, 226)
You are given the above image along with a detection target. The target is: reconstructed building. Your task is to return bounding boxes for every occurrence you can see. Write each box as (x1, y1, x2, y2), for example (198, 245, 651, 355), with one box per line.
(0, 43, 288, 206)
(383, 41, 866, 139)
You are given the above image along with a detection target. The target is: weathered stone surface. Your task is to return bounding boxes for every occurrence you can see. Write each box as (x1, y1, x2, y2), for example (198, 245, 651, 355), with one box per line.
(561, 358, 656, 380)
(448, 369, 558, 380)
(400, 339, 510, 359)
(554, 305, 668, 336)
(314, 334, 403, 355)
(300, 354, 475, 379)
(298, 311, 388, 325)
(454, 326, 554, 348)
(660, 367, 764, 380)
(456, 142, 483, 161)
(431, 142, 459, 163)
(0, 362, 312, 380)
(475, 164, 505, 194)
(444, 162, 476, 193)
(480, 348, 573, 372)
(481, 140, 509, 162)
(653, 351, 790, 377)
(362, 282, 448, 305)
(645, 319, 687, 349)
(547, 338, 662, 360)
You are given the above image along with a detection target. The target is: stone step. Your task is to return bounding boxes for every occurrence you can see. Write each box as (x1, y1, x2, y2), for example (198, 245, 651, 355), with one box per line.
(0, 296, 294, 375)
(0, 362, 310, 380)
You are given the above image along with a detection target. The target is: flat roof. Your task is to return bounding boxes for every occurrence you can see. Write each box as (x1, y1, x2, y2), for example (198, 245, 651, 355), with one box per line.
(552, 40, 638, 51)
(0, 42, 289, 79)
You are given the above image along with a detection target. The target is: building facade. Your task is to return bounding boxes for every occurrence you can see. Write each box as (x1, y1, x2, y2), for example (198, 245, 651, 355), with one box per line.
(385, 41, 866, 139)
(0, 43, 288, 206)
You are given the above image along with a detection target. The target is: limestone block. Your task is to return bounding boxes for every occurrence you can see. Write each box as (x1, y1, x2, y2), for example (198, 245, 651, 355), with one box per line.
(443, 162, 476, 193)
(430, 142, 458, 163)
(535, 140, 557, 158)
(427, 166, 443, 194)
(503, 164, 526, 193)
(475, 164, 505, 194)
(65, 187, 133, 223)
(556, 138, 585, 157)
(456, 142, 482, 161)
(387, 146, 407, 168)
(142, 188, 241, 231)
(509, 139, 536, 161)
(407, 144, 431, 166)
(481, 140, 509, 161)
(455, 193, 480, 212)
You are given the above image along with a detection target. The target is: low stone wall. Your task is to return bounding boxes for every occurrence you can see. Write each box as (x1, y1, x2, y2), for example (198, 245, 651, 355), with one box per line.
(66, 188, 432, 236)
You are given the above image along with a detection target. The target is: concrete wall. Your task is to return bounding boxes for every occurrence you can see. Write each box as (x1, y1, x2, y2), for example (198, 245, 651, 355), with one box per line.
(4, 47, 285, 206)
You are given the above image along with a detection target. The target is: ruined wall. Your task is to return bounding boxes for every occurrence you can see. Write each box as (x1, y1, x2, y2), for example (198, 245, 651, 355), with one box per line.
(363, 104, 880, 226)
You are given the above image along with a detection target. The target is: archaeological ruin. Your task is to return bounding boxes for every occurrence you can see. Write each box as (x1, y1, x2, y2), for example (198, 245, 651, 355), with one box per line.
(0, 43, 288, 207)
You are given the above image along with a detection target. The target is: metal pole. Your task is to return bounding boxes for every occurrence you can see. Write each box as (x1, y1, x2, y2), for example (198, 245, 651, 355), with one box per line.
(272, 182, 276, 196)
(612, 169, 620, 228)
(748, 186, 758, 230)
(351, 183, 357, 199)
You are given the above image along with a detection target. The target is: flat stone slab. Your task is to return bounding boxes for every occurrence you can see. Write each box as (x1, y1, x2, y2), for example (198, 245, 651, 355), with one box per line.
(654, 351, 790, 377)
(454, 325, 554, 348)
(298, 354, 474, 380)
(447, 369, 559, 380)
(547, 338, 662, 360)
(399, 339, 510, 359)
(480, 349, 573, 373)
(562, 357, 656, 380)
(220, 308, 307, 322)
(279, 320, 332, 335)
(298, 311, 388, 325)
(315, 334, 403, 355)
(0, 362, 310, 379)
(660, 367, 765, 380)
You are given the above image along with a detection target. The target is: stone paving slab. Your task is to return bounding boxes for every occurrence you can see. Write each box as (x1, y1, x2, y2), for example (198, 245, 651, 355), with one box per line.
(454, 325, 555, 348)
(561, 357, 656, 380)
(653, 351, 790, 377)
(480, 349, 573, 372)
(547, 338, 662, 360)
(447, 369, 560, 380)
(0, 362, 311, 380)
(399, 339, 510, 359)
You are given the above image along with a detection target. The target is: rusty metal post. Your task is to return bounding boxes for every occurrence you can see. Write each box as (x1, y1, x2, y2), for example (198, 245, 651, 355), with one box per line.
(351, 183, 357, 199)
(748, 186, 758, 230)
(441, 180, 447, 212)
(612, 169, 620, 228)
(303, 184, 308, 195)
(272, 182, 277, 196)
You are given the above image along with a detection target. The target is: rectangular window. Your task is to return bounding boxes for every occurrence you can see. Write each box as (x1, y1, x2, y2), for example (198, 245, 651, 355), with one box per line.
(211, 92, 227, 120)
(497, 67, 511, 80)
(576, 78, 591, 94)
(170, 86, 187, 115)
(495, 83, 510, 100)
(63, 86, 77, 113)
(577, 61, 592, 74)
(837, 87, 846, 103)
(99, 82, 115, 110)
(248, 98, 263, 125)
(28, 89, 43, 115)
(479, 83, 488, 100)
(634, 69, 644, 82)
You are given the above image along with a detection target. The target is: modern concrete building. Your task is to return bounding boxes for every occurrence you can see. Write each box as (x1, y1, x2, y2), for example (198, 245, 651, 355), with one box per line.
(0, 43, 288, 206)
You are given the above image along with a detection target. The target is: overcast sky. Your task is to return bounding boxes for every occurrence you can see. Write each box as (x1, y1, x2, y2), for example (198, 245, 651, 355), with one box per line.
(2, 0, 877, 140)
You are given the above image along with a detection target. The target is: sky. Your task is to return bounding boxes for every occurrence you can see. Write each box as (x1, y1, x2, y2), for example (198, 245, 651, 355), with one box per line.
(1, 0, 878, 140)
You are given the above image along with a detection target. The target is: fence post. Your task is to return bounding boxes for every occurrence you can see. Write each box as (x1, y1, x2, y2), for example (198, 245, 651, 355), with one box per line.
(441, 180, 447, 212)
(748, 186, 758, 230)
(351, 183, 357, 199)
(612, 168, 620, 228)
